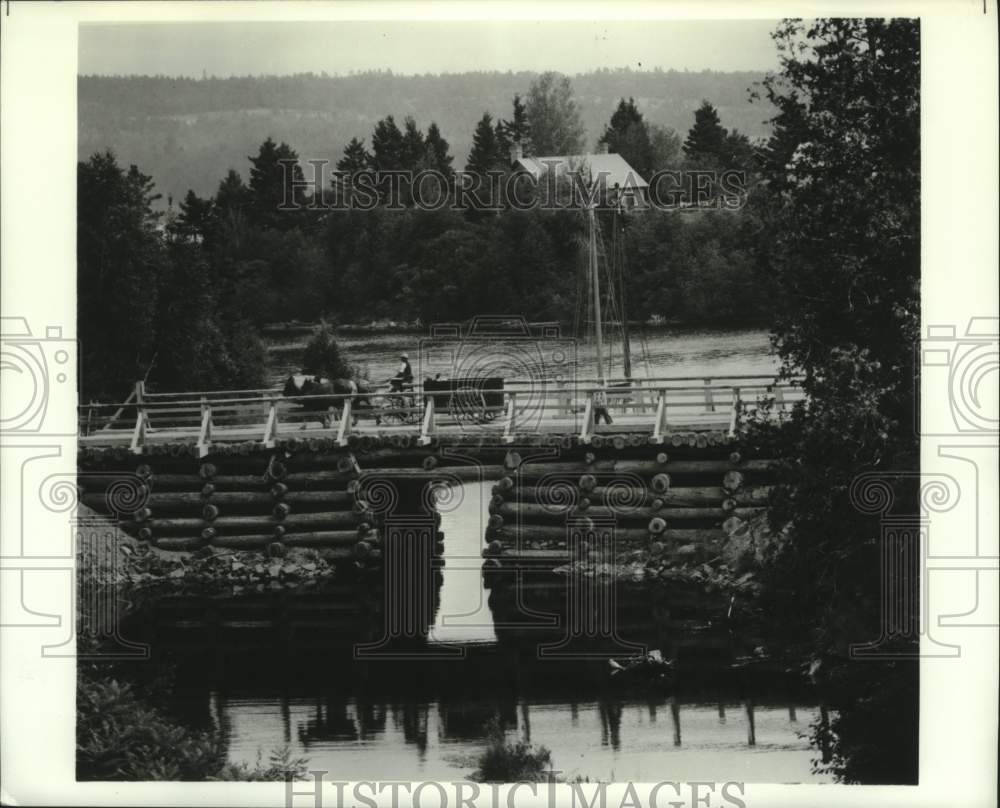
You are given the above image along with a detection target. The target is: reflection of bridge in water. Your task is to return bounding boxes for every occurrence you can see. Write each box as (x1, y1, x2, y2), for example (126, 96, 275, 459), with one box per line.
(164, 635, 823, 781)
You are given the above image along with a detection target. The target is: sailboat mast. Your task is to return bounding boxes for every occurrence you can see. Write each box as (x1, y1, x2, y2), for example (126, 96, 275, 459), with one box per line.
(589, 205, 605, 385)
(616, 205, 632, 380)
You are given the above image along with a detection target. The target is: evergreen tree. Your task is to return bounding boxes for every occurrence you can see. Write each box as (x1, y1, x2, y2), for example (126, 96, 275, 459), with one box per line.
(423, 122, 454, 177)
(173, 189, 215, 242)
(466, 113, 502, 174)
(370, 115, 405, 172)
(215, 169, 251, 214)
(598, 97, 655, 180)
(720, 129, 755, 171)
(247, 137, 305, 229)
(77, 151, 164, 399)
(400, 116, 426, 172)
(496, 94, 530, 160)
(336, 137, 371, 175)
(683, 100, 728, 162)
(506, 94, 531, 150)
(524, 72, 585, 155)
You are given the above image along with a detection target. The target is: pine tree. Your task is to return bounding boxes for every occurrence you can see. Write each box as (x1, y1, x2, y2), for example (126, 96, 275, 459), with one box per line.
(247, 137, 305, 229)
(497, 94, 530, 160)
(370, 115, 405, 172)
(215, 169, 251, 214)
(174, 189, 215, 242)
(466, 113, 502, 174)
(77, 151, 164, 399)
(598, 98, 655, 180)
(423, 122, 454, 177)
(720, 129, 755, 171)
(336, 137, 371, 175)
(506, 94, 530, 151)
(400, 116, 426, 172)
(682, 101, 728, 162)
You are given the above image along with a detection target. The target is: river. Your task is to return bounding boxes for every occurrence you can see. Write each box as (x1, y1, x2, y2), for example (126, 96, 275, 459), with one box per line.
(161, 476, 828, 783)
(264, 324, 779, 387)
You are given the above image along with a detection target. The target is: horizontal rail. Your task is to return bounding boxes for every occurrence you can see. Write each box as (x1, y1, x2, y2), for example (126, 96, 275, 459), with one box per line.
(79, 377, 801, 413)
(78, 375, 805, 452)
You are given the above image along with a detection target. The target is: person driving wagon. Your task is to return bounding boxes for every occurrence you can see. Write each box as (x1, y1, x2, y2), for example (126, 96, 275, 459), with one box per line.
(390, 353, 413, 392)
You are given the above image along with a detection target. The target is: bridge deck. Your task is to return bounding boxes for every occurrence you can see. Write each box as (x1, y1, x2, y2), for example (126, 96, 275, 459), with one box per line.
(78, 375, 804, 454)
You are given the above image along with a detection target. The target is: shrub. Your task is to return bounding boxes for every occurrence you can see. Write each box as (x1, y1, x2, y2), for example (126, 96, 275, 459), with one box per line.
(301, 323, 354, 380)
(77, 676, 227, 780)
(77, 635, 309, 781)
(471, 719, 553, 782)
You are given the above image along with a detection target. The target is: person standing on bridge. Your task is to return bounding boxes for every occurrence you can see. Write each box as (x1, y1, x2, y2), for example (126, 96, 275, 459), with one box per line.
(593, 383, 613, 425)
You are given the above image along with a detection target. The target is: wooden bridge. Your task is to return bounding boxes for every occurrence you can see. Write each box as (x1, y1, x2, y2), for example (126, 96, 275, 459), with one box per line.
(76, 375, 801, 564)
(78, 375, 804, 455)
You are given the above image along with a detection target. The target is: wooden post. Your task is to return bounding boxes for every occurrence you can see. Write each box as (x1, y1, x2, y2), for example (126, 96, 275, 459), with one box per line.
(650, 390, 666, 445)
(773, 383, 786, 413)
(728, 387, 741, 437)
(263, 398, 278, 448)
(136, 381, 152, 433)
(634, 380, 647, 415)
(745, 700, 756, 747)
(704, 378, 715, 413)
(502, 392, 517, 444)
(129, 406, 146, 455)
(559, 379, 572, 416)
(579, 393, 595, 444)
(197, 400, 213, 458)
(418, 396, 435, 446)
(336, 397, 353, 447)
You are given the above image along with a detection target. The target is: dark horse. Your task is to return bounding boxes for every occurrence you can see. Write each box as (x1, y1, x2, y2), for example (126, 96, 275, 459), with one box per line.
(282, 374, 376, 425)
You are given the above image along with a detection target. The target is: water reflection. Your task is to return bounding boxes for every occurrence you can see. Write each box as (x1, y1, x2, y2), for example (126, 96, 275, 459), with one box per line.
(206, 684, 822, 782)
(144, 472, 828, 782)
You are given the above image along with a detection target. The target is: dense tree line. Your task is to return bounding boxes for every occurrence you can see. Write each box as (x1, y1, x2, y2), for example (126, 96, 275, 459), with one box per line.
(78, 70, 771, 399)
(78, 68, 773, 206)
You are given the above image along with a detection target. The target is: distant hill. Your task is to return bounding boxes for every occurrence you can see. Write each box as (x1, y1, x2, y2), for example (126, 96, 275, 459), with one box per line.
(78, 69, 775, 208)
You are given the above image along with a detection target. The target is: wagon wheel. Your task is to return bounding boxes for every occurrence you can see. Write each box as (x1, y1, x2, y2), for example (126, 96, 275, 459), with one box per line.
(387, 392, 418, 425)
(374, 393, 403, 425)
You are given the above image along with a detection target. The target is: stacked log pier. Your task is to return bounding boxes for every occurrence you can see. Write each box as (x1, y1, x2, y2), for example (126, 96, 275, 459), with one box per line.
(76, 437, 482, 568)
(483, 433, 782, 572)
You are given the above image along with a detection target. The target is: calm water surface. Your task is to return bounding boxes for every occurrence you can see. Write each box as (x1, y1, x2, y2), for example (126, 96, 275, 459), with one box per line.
(217, 693, 821, 782)
(206, 480, 827, 783)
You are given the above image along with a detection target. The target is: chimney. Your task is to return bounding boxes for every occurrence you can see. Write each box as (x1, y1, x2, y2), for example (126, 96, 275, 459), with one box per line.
(598, 141, 610, 155)
(510, 141, 524, 163)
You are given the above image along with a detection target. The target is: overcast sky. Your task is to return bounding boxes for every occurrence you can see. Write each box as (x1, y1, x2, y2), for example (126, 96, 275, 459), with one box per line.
(79, 20, 781, 76)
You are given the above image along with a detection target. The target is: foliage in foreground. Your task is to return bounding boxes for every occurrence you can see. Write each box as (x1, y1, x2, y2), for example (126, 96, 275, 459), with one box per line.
(471, 719, 553, 782)
(748, 18, 921, 784)
(76, 634, 309, 781)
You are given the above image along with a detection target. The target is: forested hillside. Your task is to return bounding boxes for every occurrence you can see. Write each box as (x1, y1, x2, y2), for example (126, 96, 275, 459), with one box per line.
(79, 69, 773, 206)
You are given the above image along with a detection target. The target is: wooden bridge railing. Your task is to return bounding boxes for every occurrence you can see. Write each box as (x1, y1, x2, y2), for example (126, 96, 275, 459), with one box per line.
(78, 375, 805, 454)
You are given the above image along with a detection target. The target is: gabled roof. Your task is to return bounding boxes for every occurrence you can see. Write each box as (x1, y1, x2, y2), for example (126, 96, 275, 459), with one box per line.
(513, 153, 649, 191)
